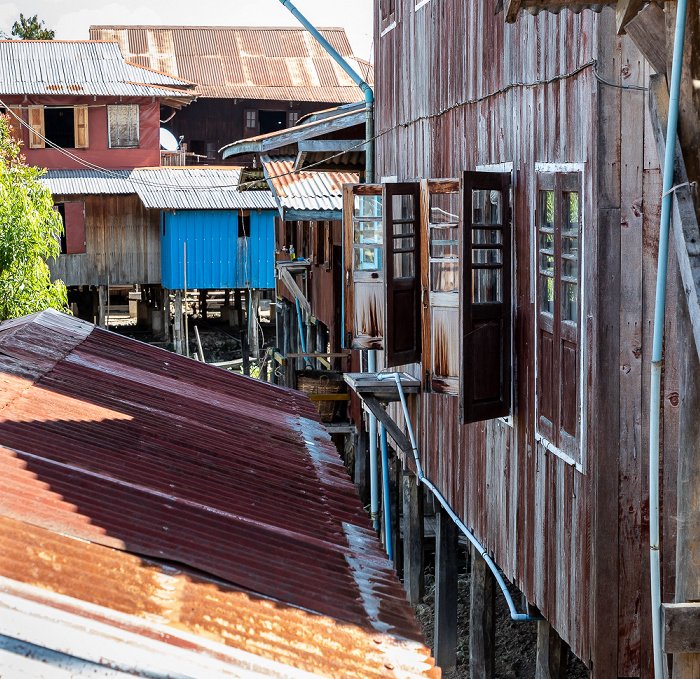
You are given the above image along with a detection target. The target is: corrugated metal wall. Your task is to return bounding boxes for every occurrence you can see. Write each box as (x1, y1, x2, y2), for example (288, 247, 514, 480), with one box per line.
(161, 210, 276, 289)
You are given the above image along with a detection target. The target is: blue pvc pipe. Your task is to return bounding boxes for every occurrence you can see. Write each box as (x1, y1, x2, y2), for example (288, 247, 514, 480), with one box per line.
(376, 372, 542, 622)
(368, 350, 379, 531)
(649, 3, 688, 677)
(380, 423, 393, 561)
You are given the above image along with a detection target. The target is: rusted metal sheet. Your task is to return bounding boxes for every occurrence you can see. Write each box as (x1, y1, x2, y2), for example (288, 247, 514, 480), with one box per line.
(89, 26, 374, 103)
(0, 309, 437, 679)
(0, 41, 193, 98)
(262, 156, 358, 214)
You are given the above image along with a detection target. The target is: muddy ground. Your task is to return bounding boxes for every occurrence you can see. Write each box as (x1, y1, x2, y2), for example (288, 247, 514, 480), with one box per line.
(415, 556, 590, 679)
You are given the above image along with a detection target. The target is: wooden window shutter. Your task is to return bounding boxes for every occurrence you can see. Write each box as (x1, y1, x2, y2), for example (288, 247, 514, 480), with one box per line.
(28, 106, 45, 149)
(6, 107, 23, 144)
(63, 202, 86, 254)
(383, 182, 422, 367)
(460, 171, 512, 423)
(74, 106, 89, 149)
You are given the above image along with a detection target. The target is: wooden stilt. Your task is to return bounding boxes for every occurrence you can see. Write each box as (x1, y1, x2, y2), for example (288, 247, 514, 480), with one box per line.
(535, 620, 569, 679)
(97, 285, 107, 328)
(354, 431, 370, 508)
(161, 287, 170, 342)
(173, 290, 183, 355)
(402, 471, 424, 606)
(199, 289, 208, 320)
(234, 289, 243, 326)
(241, 329, 250, 376)
(469, 543, 495, 679)
(250, 289, 261, 360)
(435, 505, 458, 674)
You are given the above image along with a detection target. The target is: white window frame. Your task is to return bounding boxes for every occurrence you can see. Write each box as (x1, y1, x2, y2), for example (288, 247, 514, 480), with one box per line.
(532, 161, 587, 473)
(415, 0, 431, 10)
(107, 104, 139, 149)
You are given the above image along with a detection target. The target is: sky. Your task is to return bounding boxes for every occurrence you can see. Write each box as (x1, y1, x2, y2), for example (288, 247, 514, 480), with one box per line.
(0, 0, 374, 61)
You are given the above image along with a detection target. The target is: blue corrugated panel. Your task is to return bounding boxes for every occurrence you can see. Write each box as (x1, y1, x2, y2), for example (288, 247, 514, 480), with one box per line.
(161, 210, 276, 290)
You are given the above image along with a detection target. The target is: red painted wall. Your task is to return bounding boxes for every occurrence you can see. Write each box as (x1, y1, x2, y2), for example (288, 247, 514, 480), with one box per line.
(2, 96, 161, 169)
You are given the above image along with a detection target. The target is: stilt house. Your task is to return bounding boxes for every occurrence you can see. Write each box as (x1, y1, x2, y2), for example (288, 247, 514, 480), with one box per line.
(334, 1, 700, 677)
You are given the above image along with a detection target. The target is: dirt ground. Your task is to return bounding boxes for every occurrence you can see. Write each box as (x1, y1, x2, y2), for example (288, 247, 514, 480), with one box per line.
(415, 559, 590, 679)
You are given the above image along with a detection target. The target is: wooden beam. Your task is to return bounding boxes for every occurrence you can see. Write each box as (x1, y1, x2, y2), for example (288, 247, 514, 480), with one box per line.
(535, 621, 569, 679)
(402, 471, 424, 606)
(649, 74, 700, 364)
(434, 506, 458, 674)
(297, 140, 364, 152)
(662, 604, 700, 653)
(306, 393, 350, 402)
(503, 0, 522, 22)
(282, 209, 342, 222)
(615, 0, 645, 35)
(624, 1, 667, 73)
(360, 394, 413, 454)
(277, 267, 311, 316)
(469, 544, 495, 679)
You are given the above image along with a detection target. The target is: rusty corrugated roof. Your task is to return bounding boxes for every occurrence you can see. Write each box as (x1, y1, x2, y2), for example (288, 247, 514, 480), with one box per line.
(262, 155, 357, 215)
(89, 26, 374, 102)
(0, 310, 437, 679)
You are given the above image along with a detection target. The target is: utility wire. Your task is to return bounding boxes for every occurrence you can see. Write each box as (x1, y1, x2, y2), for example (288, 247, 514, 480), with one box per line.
(1, 59, 606, 191)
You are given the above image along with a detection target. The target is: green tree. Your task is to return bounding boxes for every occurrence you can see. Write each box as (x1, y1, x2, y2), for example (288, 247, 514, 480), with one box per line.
(0, 114, 67, 320)
(11, 14, 55, 40)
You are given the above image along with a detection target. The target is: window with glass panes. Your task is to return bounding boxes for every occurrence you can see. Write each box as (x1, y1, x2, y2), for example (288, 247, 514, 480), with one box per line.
(536, 172, 581, 457)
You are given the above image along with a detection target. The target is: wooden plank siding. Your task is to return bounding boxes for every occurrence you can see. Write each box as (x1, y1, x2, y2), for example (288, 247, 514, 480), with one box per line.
(372, 2, 679, 676)
(49, 194, 161, 287)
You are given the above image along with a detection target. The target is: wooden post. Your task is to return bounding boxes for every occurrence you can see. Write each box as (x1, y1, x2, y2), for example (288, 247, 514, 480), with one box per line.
(402, 471, 424, 606)
(173, 290, 183, 355)
(199, 289, 208, 320)
(97, 285, 107, 328)
(234, 289, 243, 326)
(250, 289, 261, 360)
(469, 543, 495, 679)
(535, 621, 569, 679)
(354, 430, 370, 508)
(434, 505, 458, 674)
(161, 287, 170, 343)
(241, 330, 250, 376)
(674, 276, 700, 678)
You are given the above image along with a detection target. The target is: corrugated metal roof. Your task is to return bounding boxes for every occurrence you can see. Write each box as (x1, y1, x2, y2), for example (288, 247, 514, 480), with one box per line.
(262, 155, 357, 213)
(132, 168, 278, 210)
(41, 170, 135, 195)
(0, 40, 194, 98)
(90, 26, 374, 102)
(39, 168, 278, 210)
(0, 309, 437, 678)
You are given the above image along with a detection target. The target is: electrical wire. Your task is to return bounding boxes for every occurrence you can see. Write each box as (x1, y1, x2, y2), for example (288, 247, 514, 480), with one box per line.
(1, 58, 605, 192)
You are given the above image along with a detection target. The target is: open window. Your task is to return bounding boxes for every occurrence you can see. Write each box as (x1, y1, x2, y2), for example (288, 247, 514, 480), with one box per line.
(536, 172, 581, 459)
(315, 221, 331, 271)
(380, 0, 396, 32)
(344, 184, 384, 350)
(459, 171, 512, 424)
(421, 179, 460, 394)
(28, 106, 88, 150)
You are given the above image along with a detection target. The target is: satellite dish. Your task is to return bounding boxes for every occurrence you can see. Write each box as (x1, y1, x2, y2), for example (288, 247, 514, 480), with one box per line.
(160, 128, 179, 151)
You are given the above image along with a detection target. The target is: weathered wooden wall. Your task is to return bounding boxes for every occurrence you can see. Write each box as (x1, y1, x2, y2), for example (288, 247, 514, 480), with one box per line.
(50, 194, 161, 287)
(374, 3, 678, 676)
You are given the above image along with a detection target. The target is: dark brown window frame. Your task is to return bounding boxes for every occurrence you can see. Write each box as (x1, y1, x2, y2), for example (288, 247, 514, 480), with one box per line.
(535, 171, 582, 461)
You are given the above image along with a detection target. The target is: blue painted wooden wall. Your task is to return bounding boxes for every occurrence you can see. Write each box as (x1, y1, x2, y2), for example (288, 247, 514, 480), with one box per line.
(161, 210, 276, 290)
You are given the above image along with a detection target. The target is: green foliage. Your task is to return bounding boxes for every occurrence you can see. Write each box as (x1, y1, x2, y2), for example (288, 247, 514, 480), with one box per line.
(11, 14, 55, 40)
(0, 115, 67, 320)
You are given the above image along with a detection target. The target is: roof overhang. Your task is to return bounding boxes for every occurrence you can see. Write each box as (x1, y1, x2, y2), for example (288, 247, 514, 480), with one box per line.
(220, 108, 366, 158)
